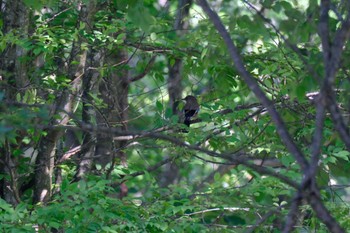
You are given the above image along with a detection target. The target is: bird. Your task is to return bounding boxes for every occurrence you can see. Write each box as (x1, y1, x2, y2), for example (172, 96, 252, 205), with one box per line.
(182, 95, 199, 127)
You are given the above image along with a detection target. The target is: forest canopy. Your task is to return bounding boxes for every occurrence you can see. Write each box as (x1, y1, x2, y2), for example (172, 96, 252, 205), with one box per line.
(1, 0, 350, 232)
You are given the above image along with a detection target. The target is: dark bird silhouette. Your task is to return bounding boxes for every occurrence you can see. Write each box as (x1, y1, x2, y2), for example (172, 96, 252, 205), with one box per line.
(183, 95, 199, 127)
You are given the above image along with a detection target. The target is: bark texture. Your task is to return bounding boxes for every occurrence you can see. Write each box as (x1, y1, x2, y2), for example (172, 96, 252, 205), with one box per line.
(33, 1, 97, 204)
(0, 0, 29, 206)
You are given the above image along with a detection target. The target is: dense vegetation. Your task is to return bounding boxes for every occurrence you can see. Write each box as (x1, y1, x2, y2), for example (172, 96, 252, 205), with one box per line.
(1, 0, 350, 232)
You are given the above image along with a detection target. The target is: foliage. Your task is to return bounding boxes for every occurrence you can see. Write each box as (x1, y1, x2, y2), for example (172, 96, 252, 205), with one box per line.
(1, 0, 350, 232)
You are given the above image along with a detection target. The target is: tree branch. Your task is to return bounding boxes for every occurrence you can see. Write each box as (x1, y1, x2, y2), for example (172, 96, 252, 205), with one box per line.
(309, 101, 326, 180)
(318, 0, 331, 69)
(45, 123, 299, 188)
(282, 191, 303, 233)
(196, 0, 309, 171)
(129, 55, 157, 82)
(307, 181, 345, 233)
(242, 0, 321, 81)
(326, 91, 350, 150)
(115, 154, 181, 185)
(322, 5, 350, 149)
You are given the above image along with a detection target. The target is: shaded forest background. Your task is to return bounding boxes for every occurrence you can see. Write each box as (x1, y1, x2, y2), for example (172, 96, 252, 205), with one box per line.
(1, 0, 350, 232)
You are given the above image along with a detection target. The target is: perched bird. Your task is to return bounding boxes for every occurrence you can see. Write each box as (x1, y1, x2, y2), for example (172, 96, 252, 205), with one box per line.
(182, 95, 200, 127)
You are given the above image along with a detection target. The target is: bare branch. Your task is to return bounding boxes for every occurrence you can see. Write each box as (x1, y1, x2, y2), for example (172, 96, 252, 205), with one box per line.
(309, 102, 326, 178)
(247, 206, 283, 233)
(129, 55, 157, 82)
(318, 0, 331, 67)
(57, 146, 81, 164)
(124, 40, 200, 56)
(185, 207, 250, 216)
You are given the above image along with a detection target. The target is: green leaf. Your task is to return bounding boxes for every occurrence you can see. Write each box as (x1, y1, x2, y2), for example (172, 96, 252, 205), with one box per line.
(150, 32, 157, 41)
(333, 150, 350, 161)
(169, 58, 176, 67)
(156, 101, 163, 112)
(201, 47, 208, 60)
(116, 33, 126, 44)
(213, 172, 221, 181)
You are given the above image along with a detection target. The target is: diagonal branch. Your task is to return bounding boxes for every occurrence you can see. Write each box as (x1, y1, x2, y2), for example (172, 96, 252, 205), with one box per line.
(326, 8, 350, 82)
(129, 55, 157, 82)
(196, 0, 309, 171)
(319, 2, 350, 150)
(318, 0, 331, 68)
(309, 102, 326, 177)
(307, 180, 345, 233)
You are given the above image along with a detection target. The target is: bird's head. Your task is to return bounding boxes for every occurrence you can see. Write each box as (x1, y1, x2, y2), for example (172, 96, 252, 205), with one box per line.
(183, 95, 197, 102)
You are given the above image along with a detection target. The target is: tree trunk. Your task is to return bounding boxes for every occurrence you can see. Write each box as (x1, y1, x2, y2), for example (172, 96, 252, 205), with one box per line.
(33, 1, 96, 204)
(95, 51, 129, 165)
(0, 0, 29, 206)
(73, 49, 102, 181)
(94, 48, 129, 197)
